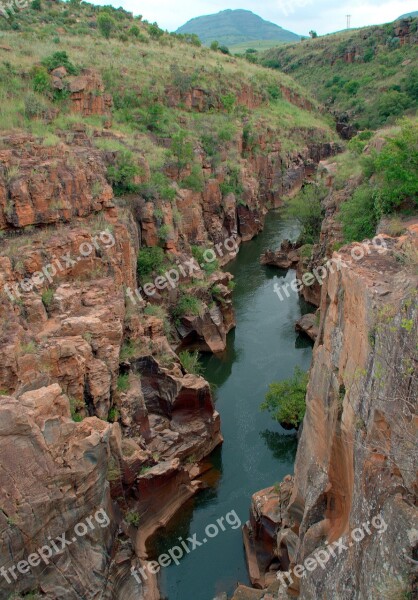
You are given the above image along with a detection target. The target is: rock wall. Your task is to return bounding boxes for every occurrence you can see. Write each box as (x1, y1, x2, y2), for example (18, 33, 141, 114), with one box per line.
(0, 103, 338, 598)
(237, 226, 418, 599)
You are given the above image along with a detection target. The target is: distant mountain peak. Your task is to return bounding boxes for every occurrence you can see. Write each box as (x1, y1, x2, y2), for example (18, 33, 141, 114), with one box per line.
(176, 9, 300, 49)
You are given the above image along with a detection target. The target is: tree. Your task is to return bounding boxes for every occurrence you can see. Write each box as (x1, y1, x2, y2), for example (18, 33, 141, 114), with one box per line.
(261, 367, 308, 429)
(171, 130, 194, 177)
(210, 41, 219, 52)
(283, 184, 326, 244)
(98, 12, 116, 39)
(309, 30, 318, 38)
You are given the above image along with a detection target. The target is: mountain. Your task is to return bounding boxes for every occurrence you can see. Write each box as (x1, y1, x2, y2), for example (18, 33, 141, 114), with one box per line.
(398, 11, 418, 18)
(175, 9, 300, 48)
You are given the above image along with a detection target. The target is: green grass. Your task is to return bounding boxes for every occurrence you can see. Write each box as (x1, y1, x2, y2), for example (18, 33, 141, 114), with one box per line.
(230, 39, 287, 54)
(261, 19, 418, 130)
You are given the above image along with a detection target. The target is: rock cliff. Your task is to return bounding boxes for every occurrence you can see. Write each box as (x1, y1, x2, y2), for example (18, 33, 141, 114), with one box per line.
(237, 225, 418, 599)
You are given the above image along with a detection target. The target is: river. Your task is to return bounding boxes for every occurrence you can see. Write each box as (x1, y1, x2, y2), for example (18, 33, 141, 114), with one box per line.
(148, 212, 314, 600)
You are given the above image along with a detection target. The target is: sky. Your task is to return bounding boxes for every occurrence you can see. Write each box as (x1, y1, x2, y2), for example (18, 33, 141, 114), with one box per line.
(88, 0, 418, 36)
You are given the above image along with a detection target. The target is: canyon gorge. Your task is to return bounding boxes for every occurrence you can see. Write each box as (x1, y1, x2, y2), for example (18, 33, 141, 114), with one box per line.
(0, 3, 417, 600)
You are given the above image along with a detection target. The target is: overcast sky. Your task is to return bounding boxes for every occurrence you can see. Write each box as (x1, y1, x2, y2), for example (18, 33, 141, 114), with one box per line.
(88, 0, 417, 36)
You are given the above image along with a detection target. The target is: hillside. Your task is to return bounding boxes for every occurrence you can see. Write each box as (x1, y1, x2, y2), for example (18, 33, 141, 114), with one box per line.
(261, 18, 418, 133)
(399, 11, 418, 18)
(176, 9, 300, 48)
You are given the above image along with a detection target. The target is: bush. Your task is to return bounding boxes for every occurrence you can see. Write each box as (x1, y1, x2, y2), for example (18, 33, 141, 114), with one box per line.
(376, 90, 411, 123)
(283, 184, 326, 244)
(339, 184, 378, 243)
(172, 294, 202, 320)
(137, 246, 165, 279)
(117, 374, 130, 392)
(32, 66, 50, 94)
(148, 23, 164, 39)
(31, 0, 42, 10)
(98, 12, 116, 39)
(138, 172, 176, 202)
(180, 164, 204, 192)
(125, 511, 141, 527)
(171, 130, 194, 176)
(191, 245, 219, 274)
(129, 25, 141, 37)
(41, 51, 78, 75)
(179, 350, 203, 376)
(107, 151, 140, 195)
(372, 118, 418, 213)
(24, 93, 48, 119)
(221, 93, 236, 113)
(261, 367, 308, 429)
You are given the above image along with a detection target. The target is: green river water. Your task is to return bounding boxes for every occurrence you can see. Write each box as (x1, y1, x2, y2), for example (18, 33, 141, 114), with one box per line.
(149, 212, 314, 600)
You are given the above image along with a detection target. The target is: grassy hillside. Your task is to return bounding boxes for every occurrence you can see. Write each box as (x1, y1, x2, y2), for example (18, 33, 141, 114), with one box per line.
(176, 9, 300, 47)
(0, 0, 335, 207)
(260, 19, 418, 130)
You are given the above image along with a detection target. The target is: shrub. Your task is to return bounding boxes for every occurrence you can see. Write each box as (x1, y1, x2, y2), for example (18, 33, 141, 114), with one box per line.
(129, 25, 141, 37)
(41, 288, 54, 308)
(339, 184, 378, 243)
(41, 51, 78, 75)
(180, 164, 204, 192)
(69, 397, 85, 422)
(24, 93, 48, 119)
(219, 45, 230, 55)
(31, 0, 42, 10)
(117, 374, 130, 392)
(179, 350, 203, 376)
(126, 510, 141, 526)
(376, 90, 411, 123)
(283, 184, 326, 244)
(261, 367, 308, 429)
(372, 118, 418, 213)
(220, 166, 243, 200)
(107, 151, 140, 195)
(210, 41, 219, 51)
(221, 93, 236, 113)
(158, 224, 172, 243)
(137, 246, 165, 279)
(171, 130, 194, 176)
(98, 12, 116, 39)
(191, 245, 219, 274)
(172, 294, 202, 320)
(32, 66, 50, 94)
(148, 23, 164, 39)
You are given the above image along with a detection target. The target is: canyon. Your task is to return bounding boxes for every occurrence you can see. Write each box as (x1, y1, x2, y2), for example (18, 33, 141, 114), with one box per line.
(0, 4, 417, 600)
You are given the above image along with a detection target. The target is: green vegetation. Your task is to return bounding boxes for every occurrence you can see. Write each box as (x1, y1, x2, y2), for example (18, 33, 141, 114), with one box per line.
(125, 511, 141, 527)
(41, 288, 54, 309)
(107, 151, 140, 196)
(117, 373, 130, 392)
(69, 397, 85, 422)
(172, 293, 203, 320)
(179, 350, 203, 376)
(339, 118, 418, 242)
(262, 19, 418, 130)
(283, 184, 327, 244)
(261, 367, 308, 429)
(137, 247, 166, 279)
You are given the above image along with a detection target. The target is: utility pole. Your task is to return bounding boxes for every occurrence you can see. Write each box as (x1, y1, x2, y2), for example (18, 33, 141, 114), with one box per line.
(346, 14, 351, 29)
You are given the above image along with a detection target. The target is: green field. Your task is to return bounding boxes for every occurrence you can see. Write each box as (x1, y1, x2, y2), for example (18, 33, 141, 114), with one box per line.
(230, 39, 289, 54)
